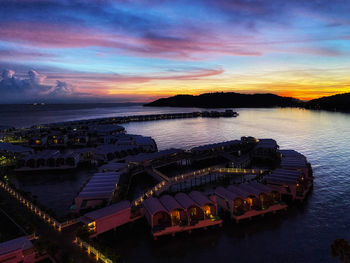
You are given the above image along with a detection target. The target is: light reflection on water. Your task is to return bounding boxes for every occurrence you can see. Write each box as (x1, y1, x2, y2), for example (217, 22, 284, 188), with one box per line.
(122, 107, 350, 263)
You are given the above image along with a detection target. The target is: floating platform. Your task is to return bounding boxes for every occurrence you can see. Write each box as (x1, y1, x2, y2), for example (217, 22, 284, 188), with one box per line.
(153, 218, 222, 238)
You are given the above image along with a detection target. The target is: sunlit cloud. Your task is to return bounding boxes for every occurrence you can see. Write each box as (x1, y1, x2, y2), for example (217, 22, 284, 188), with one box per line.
(0, 0, 350, 102)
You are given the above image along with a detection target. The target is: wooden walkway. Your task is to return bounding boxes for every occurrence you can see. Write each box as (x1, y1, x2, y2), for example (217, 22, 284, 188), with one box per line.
(0, 180, 80, 232)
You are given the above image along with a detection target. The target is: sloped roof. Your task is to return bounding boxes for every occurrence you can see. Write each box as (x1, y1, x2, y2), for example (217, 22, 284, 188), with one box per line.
(188, 191, 213, 207)
(216, 186, 243, 201)
(84, 200, 130, 221)
(0, 236, 33, 255)
(143, 197, 168, 216)
(174, 193, 199, 209)
(159, 195, 184, 212)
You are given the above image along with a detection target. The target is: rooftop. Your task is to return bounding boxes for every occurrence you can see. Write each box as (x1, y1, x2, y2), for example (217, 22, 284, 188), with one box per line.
(84, 200, 130, 221)
(0, 236, 33, 255)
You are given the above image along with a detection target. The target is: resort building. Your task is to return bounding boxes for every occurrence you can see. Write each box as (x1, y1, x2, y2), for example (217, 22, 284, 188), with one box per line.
(126, 148, 184, 167)
(75, 172, 120, 211)
(81, 200, 134, 237)
(28, 136, 47, 148)
(216, 183, 286, 222)
(16, 150, 80, 171)
(159, 195, 187, 226)
(191, 140, 241, 155)
(88, 124, 125, 137)
(0, 236, 36, 263)
(143, 191, 221, 238)
(47, 134, 68, 147)
(264, 168, 312, 200)
(188, 191, 218, 219)
(253, 138, 279, 160)
(174, 192, 205, 225)
(279, 149, 311, 176)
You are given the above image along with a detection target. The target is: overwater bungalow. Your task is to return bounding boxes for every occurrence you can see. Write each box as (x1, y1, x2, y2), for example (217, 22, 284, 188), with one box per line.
(217, 183, 287, 222)
(159, 195, 187, 226)
(227, 185, 261, 210)
(236, 183, 271, 209)
(143, 197, 172, 233)
(16, 150, 80, 171)
(264, 168, 312, 200)
(143, 192, 222, 238)
(188, 191, 217, 219)
(215, 186, 246, 217)
(175, 192, 204, 225)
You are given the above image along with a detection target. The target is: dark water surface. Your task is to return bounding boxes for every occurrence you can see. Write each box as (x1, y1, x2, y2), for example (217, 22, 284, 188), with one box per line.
(122, 108, 350, 263)
(2, 105, 350, 262)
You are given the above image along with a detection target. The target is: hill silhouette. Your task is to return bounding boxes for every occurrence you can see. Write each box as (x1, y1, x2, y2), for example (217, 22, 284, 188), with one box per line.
(306, 93, 350, 112)
(144, 92, 301, 108)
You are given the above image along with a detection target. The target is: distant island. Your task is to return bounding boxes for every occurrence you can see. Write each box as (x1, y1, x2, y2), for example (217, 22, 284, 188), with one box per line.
(145, 92, 350, 112)
(306, 93, 350, 112)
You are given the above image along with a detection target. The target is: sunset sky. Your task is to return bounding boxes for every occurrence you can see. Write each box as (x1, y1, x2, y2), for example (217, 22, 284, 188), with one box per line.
(1, 0, 350, 103)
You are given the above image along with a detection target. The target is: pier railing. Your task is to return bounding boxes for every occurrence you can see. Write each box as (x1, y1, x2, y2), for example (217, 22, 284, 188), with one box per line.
(0, 180, 79, 232)
(75, 237, 113, 263)
(133, 167, 266, 206)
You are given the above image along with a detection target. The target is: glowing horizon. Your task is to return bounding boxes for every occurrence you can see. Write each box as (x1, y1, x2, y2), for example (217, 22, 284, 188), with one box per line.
(1, 0, 350, 103)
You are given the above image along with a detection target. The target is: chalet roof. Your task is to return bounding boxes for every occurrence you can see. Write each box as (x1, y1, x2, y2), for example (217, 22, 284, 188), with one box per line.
(227, 185, 257, 198)
(159, 195, 184, 212)
(84, 200, 130, 221)
(256, 138, 277, 149)
(174, 193, 199, 209)
(0, 236, 33, 255)
(188, 191, 213, 207)
(216, 186, 243, 201)
(143, 197, 168, 216)
(191, 140, 241, 152)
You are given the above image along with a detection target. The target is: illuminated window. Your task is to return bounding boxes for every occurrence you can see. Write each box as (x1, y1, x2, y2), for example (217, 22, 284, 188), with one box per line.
(88, 221, 96, 232)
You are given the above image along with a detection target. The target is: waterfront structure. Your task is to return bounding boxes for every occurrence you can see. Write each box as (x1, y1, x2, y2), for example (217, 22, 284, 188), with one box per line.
(191, 140, 241, 155)
(0, 114, 315, 247)
(75, 172, 120, 211)
(126, 148, 184, 167)
(0, 236, 36, 263)
(143, 191, 222, 238)
(80, 200, 142, 237)
(216, 182, 287, 222)
(16, 150, 80, 171)
(264, 168, 313, 200)
(253, 138, 279, 161)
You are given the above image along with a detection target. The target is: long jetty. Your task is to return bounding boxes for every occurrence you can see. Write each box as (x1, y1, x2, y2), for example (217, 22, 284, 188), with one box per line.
(34, 110, 238, 128)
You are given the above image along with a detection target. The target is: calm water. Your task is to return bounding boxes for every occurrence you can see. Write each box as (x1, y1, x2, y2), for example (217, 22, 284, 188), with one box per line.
(2, 105, 350, 262)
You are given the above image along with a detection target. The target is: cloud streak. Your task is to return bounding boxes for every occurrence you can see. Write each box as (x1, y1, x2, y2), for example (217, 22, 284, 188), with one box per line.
(0, 0, 350, 101)
(0, 69, 78, 102)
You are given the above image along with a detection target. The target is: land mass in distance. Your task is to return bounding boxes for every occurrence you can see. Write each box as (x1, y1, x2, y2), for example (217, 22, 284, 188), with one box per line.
(144, 92, 350, 112)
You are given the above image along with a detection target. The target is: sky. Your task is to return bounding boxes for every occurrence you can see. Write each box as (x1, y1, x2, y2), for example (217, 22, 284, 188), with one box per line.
(0, 0, 350, 103)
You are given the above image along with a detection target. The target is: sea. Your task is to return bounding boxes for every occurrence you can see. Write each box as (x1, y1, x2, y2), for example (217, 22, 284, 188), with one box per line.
(1, 103, 350, 263)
